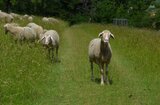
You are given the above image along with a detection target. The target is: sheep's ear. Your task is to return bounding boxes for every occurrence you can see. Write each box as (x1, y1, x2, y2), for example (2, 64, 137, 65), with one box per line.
(110, 33, 115, 39)
(50, 37, 54, 42)
(98, 32, 103, 38)
(38, 36, 45, 43)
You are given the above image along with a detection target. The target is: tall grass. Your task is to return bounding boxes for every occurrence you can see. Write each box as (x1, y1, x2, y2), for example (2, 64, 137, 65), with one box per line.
(0, 18, 159, 105)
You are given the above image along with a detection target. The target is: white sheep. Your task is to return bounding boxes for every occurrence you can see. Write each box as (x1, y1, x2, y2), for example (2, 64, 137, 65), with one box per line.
(28, 16, 33, 22)
(88, 30, 114, 85)
(42, 17, 49, 23)
(23, 14, 29, 19)
(48, 17, 59, 23)
(5, 14, 14, 23)
(42, 17, 59, 23)
(39, 30, 60, 62)
(0, 11, 14, 23)
(0, 11, 7, 21)
(4, 23, 36, 44)
(10, 13, 20, 18)
(26, 22, 44, 39)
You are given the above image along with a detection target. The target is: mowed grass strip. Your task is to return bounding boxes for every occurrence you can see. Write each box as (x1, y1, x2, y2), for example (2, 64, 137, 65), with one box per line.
(0, 18, 160, 105)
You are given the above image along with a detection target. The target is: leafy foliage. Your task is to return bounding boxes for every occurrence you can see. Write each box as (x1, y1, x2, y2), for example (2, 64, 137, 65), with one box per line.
(0, 0, 157, 27)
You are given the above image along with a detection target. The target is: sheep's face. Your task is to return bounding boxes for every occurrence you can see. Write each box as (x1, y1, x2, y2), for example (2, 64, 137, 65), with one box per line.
(40, 35, 54, 48)
(98, 30, 114, 44)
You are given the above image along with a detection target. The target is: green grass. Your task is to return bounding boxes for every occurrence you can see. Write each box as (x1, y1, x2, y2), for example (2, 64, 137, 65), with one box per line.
(0, 17, 160, 105)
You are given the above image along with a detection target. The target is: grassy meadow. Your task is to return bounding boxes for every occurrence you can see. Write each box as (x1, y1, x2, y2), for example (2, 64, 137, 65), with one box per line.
(0, 17, 160, 105)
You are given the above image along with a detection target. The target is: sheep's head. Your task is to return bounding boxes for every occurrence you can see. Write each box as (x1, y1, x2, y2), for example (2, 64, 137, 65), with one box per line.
(3, 23, 19, 34)
(98, 30, 114, 44)
(39, 35, 54, 48)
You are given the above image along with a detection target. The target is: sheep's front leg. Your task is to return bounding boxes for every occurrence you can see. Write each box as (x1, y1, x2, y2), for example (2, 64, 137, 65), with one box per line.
(105, 64, 110, 85)
(90, 61, 94, 81)
(100, 64, 104, 85)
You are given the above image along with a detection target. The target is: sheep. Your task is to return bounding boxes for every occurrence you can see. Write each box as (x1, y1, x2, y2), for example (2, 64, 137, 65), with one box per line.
(48, 17, 59, 23)
(0, 11, 7, 21)
(26, 22, 43, 39)
(38, 30, 60, 62)
(0, 11, 14, 23)
(42, 17, 49, 23)
(10, 13, 20, 18)
(28, 16, 33, 22)
(4, 23, 36, 44)
(23, 14, 29, 19)
(5, 14, 14, 23)
(88, 30, 115, 85)
(42, 17, 59, 23)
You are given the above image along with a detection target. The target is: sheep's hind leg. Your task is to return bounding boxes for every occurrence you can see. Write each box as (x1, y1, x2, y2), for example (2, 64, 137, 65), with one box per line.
(90, 61, 94, 81)
(100, 64, 104, 85)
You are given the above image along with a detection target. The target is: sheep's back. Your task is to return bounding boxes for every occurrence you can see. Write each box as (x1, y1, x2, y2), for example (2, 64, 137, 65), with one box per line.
(27, 23, 43, 38)
(23, 27, 36, 40)
(88, 38, 101, 60)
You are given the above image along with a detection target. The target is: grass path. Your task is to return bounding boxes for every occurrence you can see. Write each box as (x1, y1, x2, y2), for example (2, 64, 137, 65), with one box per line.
(49, 24, 159, 105)
(0, 20, 159, 105)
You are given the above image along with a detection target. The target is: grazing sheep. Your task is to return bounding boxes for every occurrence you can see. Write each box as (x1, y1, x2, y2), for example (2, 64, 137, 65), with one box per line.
(10, 13, 20, 18)
(28, 16, 33, 22)
(42, 17, 49, 23)
(39, 30, 60, 62)
(0, 11, 7, 21)
(5, 14, 14, 23)
(88, 30, 114, 85)
(23, 14, 29, 19)
(27, 22, 43, 39)
(0, 11, 14, 23)
(48, 17, 59, 23)
(4, 23, 36, 44)
(42, 17, 59, 23)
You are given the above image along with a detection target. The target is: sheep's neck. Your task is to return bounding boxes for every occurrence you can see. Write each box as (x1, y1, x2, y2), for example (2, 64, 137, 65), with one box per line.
(100, 41, 110, 58)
